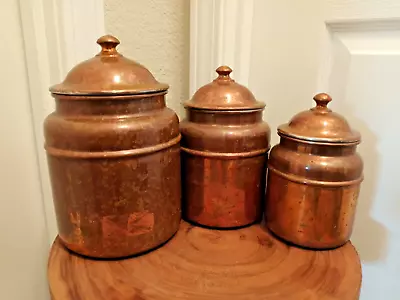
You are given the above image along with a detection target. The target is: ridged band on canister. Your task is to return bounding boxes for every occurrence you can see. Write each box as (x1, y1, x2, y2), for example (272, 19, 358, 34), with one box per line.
(45, 134, 181, 159)
(180, 146, 270, 159)
(268, 165, 364, 187)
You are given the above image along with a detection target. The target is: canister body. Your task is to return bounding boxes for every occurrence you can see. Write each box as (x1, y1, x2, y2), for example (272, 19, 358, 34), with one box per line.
(265, 138, 363, 249)
(44, 94, 181, 258)
(181, 110, 270, 228)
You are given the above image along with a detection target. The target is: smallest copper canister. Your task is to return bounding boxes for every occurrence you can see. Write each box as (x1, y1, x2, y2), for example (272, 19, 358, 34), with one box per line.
(180, 66, 271, 228)
(265, 93, 364, 249)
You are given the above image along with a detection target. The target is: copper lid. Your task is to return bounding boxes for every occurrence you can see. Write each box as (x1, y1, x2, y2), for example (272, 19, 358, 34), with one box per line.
(278, 93, 361, 144)
(184, 66, 265, 110)
(50, 35, 168, 95)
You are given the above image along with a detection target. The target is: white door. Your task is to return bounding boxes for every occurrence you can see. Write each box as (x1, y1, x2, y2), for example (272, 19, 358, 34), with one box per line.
(191, 0, 400, 299)
(249, 1, 400, 299)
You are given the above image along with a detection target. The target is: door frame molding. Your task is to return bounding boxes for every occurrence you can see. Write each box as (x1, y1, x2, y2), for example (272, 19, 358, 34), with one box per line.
(189, 0, 255, 95)
(18, 0, 105, 244)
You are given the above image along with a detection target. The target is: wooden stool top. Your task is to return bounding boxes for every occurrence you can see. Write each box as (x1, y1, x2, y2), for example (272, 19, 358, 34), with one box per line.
(48, 221, 361, 300)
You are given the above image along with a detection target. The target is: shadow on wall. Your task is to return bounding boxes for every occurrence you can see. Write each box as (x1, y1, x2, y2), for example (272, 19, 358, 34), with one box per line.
(328, 34, 388, 262)
(347, 114, 387, 262)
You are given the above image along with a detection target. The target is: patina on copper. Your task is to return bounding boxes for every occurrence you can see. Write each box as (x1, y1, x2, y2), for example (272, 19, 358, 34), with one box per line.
(180, 66, 271, 228)
(265, 93, 363, 249)
(44, 35, 181, 258)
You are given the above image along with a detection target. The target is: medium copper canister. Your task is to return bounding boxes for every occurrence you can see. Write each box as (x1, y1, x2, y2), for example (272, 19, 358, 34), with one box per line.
(265, 93, 363, 249)
(44, 35, 181, 258)
(180, 66, 271, 228)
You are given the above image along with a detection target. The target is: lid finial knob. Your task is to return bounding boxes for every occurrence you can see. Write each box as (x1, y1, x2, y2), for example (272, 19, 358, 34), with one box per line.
(313, 93, 332, 108)
(216, 66, 233, 80)
(97, 35, 120, 55)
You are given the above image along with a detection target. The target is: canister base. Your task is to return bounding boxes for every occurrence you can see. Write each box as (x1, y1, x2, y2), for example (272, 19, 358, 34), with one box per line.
(183, 217, 260, 230)
(266, 223, 348, 250)
(57, 229, 179, 260)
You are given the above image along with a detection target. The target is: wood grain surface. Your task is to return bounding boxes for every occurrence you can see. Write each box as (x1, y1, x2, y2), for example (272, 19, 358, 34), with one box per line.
(48, 221, 362, 300)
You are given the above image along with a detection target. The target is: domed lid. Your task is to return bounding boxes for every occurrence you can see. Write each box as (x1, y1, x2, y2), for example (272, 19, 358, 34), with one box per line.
(184, 66, 265, 110)
(50, 35, 168, 96)
(278, 93, 361, 144)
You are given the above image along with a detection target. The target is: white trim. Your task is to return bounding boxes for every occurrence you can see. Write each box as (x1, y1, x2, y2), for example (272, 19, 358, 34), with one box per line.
(190, 0, 255, 95)
(59, 0, 106, 73)
(18, 0, 105, 244)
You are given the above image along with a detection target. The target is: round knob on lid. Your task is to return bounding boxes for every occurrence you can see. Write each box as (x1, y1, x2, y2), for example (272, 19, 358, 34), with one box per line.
(215, 66, 233, 81)
(313, 93, 332, 108)
(97, 35, 120, 55)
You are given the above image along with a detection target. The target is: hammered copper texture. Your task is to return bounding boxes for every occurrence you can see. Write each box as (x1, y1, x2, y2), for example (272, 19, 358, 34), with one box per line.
(44, 35, 181, 258)
(265, 93, 363, 249)
(181, 66, 270, 228)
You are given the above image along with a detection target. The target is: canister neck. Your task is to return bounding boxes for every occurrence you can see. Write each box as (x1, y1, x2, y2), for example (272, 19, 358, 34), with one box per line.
(54, 93, 167, 117)
(279, 135, 358, 156)
(186, 109, 264, 125)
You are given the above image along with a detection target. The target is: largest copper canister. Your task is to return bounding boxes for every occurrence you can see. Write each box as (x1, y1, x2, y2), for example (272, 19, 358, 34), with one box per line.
(265, 93, 363, 249)
(44, 35, 181, 258)
(180, 66, 271, 228)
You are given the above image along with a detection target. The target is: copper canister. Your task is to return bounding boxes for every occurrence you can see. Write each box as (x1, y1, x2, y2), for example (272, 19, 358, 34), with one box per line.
(180, 66, 271, 228)
(44, 35, 181, 258)
(265, 93, 363, 249)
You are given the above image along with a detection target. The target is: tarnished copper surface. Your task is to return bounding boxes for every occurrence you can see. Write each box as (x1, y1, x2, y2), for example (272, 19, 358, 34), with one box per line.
(50, 35, 168, 95)
(265, 93, 363, 249)
(44, 35, 181, 258)
(181, 66, 270, 228)
(184, 66, 265, 110)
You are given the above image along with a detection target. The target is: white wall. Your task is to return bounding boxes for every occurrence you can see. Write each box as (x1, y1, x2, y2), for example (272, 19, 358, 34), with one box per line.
(104, 0, 190, 118)
(0, 0, 49, 299)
